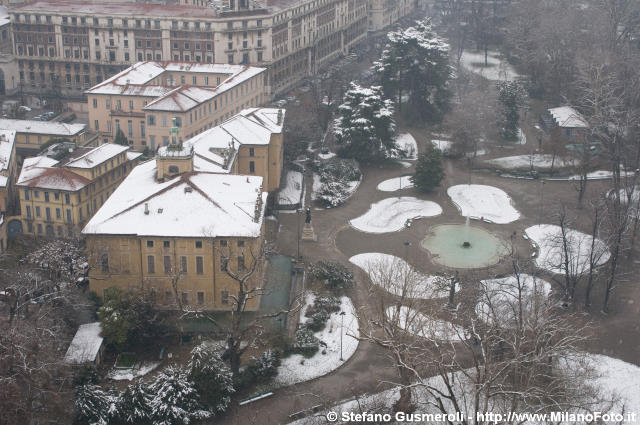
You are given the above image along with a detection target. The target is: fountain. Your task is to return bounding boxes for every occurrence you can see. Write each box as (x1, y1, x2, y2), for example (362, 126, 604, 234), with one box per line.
(421, 221, 508, 269)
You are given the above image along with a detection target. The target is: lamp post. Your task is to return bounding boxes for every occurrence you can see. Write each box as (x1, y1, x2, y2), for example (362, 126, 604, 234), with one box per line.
(296, 208, 301, 261)
(539, 180, 545, 225)
(339, 311, 346, 361)
(403, 241, 411, 262)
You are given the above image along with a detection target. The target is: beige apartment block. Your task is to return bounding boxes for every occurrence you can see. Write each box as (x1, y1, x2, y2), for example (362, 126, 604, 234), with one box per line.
(15, 143, 142, 238)
(86, 61, 266, 151)
(0, 129, 16, 251)
(7, 0, 416, 98)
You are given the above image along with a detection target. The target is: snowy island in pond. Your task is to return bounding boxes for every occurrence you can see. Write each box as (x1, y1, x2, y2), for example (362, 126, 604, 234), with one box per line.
(386, 305, 466, 341)
(377, 176, 414, 192)
(349, 253, 448, 299)
(459, 50, 520, 81)
(394, 133, 418, 160)
(274, 294, 359, 386)
(349, 197, 442, 233)
(476, 274, 552, 327)
(525, 225, 611, 275)
(447, 184, 520, 224)
(485, 154, 577, 171)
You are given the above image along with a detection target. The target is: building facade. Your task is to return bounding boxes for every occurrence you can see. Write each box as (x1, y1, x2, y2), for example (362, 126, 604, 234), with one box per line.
(9, 0, 420, 98)
(86, 61, 266, 151)
(15, 143, 140, 238)
(0, 129, 16, 251)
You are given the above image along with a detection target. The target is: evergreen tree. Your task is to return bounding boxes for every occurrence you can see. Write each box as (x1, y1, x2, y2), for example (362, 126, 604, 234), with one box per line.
(74, 384, 113, 425)
(334, 83, 397, 162)
(187, 343, 235, 413)
(114, 381, 152, 424)
(373, 18, 452, 123)
(149, 365, 211, 425)
(497, 80, 527, 141)
(411, 147, 445, 192)
(114, 129, 129, 146)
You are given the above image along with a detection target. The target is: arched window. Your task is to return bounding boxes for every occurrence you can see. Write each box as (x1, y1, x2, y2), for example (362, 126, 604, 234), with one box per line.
(168, 165, 179, 174)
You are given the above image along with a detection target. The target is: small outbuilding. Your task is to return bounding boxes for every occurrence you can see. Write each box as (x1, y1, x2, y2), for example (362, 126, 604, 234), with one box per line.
(541, 106, 589, 143)
(63, 322, 105, 366)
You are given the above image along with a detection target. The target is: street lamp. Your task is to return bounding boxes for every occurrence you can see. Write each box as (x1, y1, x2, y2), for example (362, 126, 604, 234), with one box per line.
(339, 311, 346, 361)
(403, 241, 411, 262)
(539, 180, 545, 226)
(296, 208, 302, 261)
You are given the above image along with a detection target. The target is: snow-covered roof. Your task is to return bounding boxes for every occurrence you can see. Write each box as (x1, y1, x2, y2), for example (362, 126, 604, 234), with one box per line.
(63, 144, 129, 169)
(82, 160, 267, 238)
(0, 130, 16, 173)
(548, 106, 589, 128)
(64, 322, 104, 365)
(0, 6, 10, 27)
(0, 175, 7, 188)
(86, 62, 266, 109)
(17, 162, 91, 191)
(0, 119, 85, 136)
(15, 0, 224, 18)
(127, 151, 143, 162)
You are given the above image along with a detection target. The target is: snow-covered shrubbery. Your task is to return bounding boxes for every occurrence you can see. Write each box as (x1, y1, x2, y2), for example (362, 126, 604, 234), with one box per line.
(247, 349, 281, 381)
(187, 343, 234, 413)
(303, 294, 342, 332)
(309, 260, 354, 289)
(292, 327, 321, 357)
(313, 294, 341, 313)
(315, 158, 361, 207)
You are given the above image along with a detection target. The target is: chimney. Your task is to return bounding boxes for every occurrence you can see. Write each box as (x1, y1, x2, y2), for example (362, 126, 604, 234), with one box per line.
(144, 203, 149, 215)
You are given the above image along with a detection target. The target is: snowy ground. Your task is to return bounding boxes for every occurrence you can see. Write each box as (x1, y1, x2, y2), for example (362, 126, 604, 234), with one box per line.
(545, 170, 635, 181)
(459, 50, 520, 81)
(376, 176, 414, 192)
(349, 253, 449, 299)
(395, 133, 418, 160)
(349, 197, 442, 233)
(288, 352, 640, 424)
(525, 224, 611, 275)
(396, 160, 412, 168)
(485, 154, 577, 171)
(447, 184, 520, 224)
(107, 361, 161, 381)
(476, 274, 552, 326)
(278, 171, 304, 207)
(318, 151, 336, 160)
(386, 305, 466, 341)
(274, 294, 359, 386)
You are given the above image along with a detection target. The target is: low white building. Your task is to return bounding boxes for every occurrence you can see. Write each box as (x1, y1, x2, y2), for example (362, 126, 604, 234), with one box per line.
(64, 322, 105, 365)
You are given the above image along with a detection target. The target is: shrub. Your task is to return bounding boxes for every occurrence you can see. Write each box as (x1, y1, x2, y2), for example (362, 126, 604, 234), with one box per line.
(310, 261, 354, 289)
(292, 327, 320, 357)
(247, 349, 281, 381)
(306, 309, 330, 332)
(411, 147, 445, 192)
(314, 294, 341, 313)
(315, 158, 361, 207)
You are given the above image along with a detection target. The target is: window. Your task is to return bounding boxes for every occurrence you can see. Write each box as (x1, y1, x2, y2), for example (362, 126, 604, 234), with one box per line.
(65, 193, 70, 204)
(180, 256, 187, 273)
(147, 115, 156, 126)
(181, 292, 189, 305)
(220, 240, 227, 246)
(249, 161, 255, 173)
(66, 209, 72, 222)
(163, 240, 170, 248)
(26, 206, 31, 218)
(93, 98, 98, 108)
(220, 255, 228, 272)
(35, 206, 41, 217)
(195, 240, 202, 248)
(197, 291, 204, 305)
(163, 256, 171, 274)
(221, 290, 229, 304)
(44, 191, 49, 202)
(237, 255, 245, 271)
(147, 255, 155, 273)
(101, 254, 109, 272)
(55, 208, 61, 219)
(196, 256, 204, 274)
(24, 189, 30, 200)
(147, 240, 154, 247)
(249, 147, 254, 157)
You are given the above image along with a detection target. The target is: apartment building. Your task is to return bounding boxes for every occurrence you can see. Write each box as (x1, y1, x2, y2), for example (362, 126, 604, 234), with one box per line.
(367, 0, 419, 32)
(85, 61, 266, 151)
(0, 118, 86, 157)
(83, 157, 267, 311)
(7, 0, 413, 98)
(15, 143, 141, 238)
(0, 129, 16, 251)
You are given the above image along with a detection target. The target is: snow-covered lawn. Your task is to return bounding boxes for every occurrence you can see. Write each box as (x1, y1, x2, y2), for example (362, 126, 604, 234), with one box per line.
(395, 133, 418, 160)
(431, 139, 453, 154)
(460, 50, 520, 81)
(485, 154, 577, 171)
(476, 274, 552, 326)
(545, 170, 635, 181)
(278, 171, 304, 207)
(396, 160, 412, 168)
(585, 354, 640, 417)
(107, 361, 161, 381)
(525, 224, 611, 275)
(274, 294, 359, 386)
(376, 176, 414, 192)
(386, 306, 466, 341)
(447, 184, 520, 224)
(349, 253, 448, 299)
(350, 197, 442, 233)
